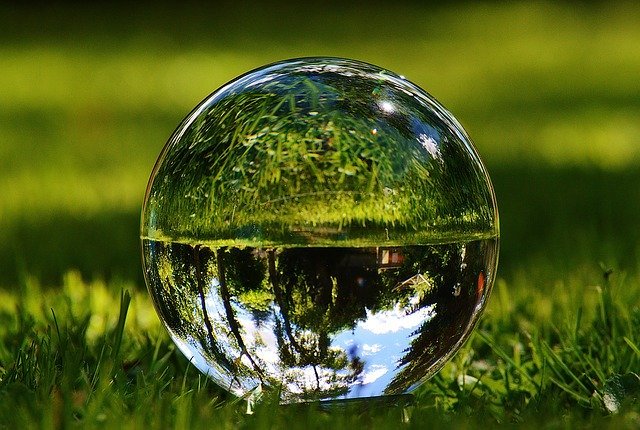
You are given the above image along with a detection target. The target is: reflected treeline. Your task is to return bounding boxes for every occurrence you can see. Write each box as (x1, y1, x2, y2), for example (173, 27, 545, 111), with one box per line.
(383, 239, 498, 394)
(143, 238, 497, 401)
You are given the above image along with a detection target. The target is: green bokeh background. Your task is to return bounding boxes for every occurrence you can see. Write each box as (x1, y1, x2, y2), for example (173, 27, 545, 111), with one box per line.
(1, 1, 639, 290)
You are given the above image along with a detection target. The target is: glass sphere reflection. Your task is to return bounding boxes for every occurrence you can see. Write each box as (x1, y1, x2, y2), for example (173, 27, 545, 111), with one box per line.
(141, 57, 499, 403)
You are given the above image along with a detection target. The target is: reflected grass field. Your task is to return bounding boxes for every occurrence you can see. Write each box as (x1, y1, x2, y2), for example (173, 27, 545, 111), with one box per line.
(1, 1, 640, 427)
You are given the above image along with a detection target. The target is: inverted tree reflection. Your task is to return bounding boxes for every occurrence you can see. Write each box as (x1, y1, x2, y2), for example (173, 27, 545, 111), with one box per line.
(143, 239, 495, 400)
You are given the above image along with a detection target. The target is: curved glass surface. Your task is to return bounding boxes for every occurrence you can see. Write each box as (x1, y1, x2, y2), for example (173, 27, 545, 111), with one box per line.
(141, 57, 499, 403)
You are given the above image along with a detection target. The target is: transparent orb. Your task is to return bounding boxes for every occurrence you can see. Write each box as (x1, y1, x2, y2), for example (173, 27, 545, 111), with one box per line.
(141, 58, 499, 403)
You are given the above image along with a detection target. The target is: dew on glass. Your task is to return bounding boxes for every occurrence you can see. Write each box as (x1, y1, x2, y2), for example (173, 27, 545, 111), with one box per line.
(141, 57, 499, 403)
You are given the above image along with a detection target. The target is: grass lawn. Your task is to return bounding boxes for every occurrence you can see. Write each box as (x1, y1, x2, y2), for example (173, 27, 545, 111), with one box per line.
(1, 2, 640, 428)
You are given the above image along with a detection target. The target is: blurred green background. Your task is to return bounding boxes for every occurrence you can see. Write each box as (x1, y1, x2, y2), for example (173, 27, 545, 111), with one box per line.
(1, 0, 639, 289)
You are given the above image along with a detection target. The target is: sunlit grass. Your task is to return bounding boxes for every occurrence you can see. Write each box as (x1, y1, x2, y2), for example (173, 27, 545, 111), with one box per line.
(0, 271, 160, 343)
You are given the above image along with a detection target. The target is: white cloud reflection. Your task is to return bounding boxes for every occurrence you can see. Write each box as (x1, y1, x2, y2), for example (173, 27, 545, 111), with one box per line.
(379, 100, 395, 114)
(418, 133, 441, 160)
(359, 303, 436, 335)
(362, 343, 383, 356)
(361, 364, 388, 385)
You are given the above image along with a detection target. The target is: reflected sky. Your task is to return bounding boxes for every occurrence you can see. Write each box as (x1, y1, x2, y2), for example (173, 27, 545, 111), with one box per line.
(198, 276, 438, 400)
(331, 301, 436, 398)
(143, 238, 498, 402)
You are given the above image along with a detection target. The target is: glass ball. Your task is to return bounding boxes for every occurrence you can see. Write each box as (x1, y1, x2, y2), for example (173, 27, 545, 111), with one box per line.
(141, 57, 499, 403)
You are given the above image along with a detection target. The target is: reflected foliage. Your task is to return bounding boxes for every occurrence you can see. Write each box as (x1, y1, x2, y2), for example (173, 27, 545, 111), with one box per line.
(143, 238, 497, 402)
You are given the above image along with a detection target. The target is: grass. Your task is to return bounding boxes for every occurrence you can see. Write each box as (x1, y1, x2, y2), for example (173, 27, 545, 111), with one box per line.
(142, 60, 497, 245)
(1, 265, 639, 428)
(1, 1, 640, 428)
